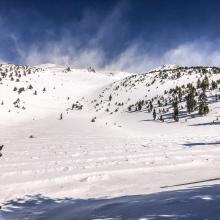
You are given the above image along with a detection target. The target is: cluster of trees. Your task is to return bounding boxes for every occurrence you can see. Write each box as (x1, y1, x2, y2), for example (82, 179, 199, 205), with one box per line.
(127, 75, 217, 122)
(154, 76, 212, 122)
(0, 64, 41, 83)
(128, 99, 154, 113)
(88, 67, 96, 73)
(186, 77, 210, 116)
(72, 102, 83, 110)
(90, 66, 220, 122)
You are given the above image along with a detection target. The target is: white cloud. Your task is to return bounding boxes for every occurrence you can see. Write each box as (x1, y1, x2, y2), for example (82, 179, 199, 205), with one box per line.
(2, 5, 220, 73)
(8, 27, 220, 73)
(106, 41, 220, 72)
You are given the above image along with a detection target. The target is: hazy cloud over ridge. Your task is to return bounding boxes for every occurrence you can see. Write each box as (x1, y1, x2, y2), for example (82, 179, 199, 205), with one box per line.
(1, 1, 220, 72)
(18, 40, 220, 73)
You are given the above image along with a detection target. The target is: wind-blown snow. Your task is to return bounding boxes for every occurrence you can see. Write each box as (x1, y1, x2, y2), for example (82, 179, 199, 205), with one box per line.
(149, 64, 180, 72)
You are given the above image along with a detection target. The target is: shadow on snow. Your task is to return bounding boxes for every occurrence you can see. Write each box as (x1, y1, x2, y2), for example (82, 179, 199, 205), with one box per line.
(1, 184, 220, 220)
(183, 141, 220, 147)
(189, 121, 220, 126)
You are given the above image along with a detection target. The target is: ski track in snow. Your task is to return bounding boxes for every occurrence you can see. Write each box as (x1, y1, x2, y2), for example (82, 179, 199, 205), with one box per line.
(1, 118, 220, 203)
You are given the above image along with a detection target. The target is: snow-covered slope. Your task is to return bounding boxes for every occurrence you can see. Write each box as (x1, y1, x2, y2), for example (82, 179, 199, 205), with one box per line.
(1, 63, 220, 126)
(80, 65, 220, 126)
(0, 64, 130, 124)
(1, 63, 220, 219)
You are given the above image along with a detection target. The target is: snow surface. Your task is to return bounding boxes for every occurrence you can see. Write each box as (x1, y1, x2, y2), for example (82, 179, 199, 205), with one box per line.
(0, 63, 220, 219)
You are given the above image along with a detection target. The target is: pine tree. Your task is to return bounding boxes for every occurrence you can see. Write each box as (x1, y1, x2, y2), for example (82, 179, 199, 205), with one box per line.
(186, 85, 197, 113)
(59, 113, 63, 120)
(158, 100, 162, 107)
(198, 91, 209, 115)
(197, 78, 201, 89)
(149, 101, 153, 112)
(0, 144, 3, 158)
(201, 76, 209, 91)
(153, 109, 156, 120)
(178, 87, 182, 102)
(137, 102, 142, 111)
(173, 101, 179, 122)
(159, 115, 164, 122)
(66, 67, 71, 72)
(211, 80, 217, 90)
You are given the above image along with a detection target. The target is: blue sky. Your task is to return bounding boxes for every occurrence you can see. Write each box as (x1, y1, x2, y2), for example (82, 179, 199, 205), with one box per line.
(1, 0, 220, 71)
